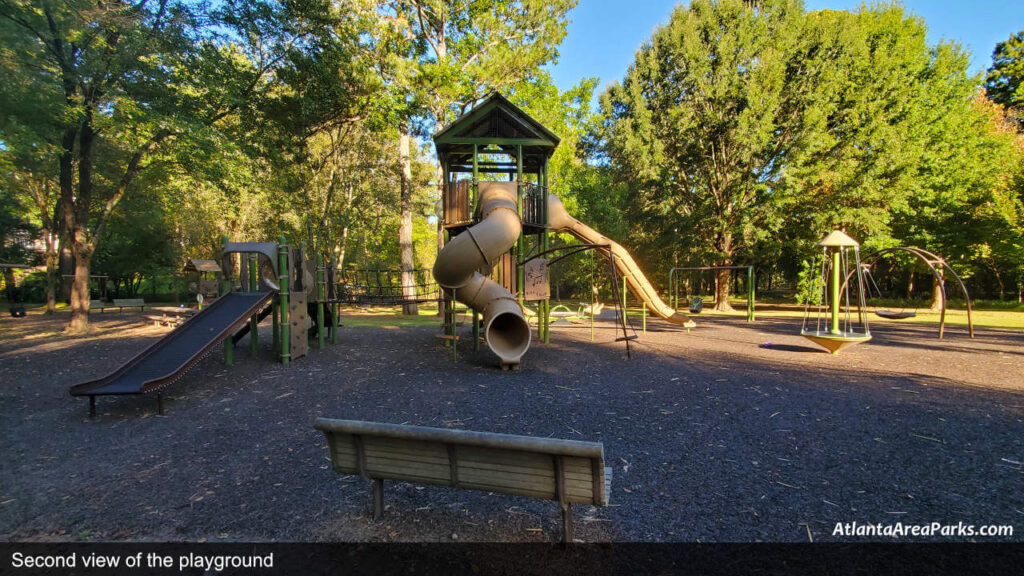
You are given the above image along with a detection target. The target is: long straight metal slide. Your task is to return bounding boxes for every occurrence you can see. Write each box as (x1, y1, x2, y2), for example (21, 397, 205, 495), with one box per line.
(70, 291, 274, 398)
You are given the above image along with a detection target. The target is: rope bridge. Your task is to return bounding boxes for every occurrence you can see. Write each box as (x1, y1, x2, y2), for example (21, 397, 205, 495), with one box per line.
(336, 268, 440, 306)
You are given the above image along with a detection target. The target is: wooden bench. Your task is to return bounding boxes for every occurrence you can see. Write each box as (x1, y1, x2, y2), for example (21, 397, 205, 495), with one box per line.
(314, 418, 612, 543)
(111, 298, 146, 312)
(89, 299, 109, 313)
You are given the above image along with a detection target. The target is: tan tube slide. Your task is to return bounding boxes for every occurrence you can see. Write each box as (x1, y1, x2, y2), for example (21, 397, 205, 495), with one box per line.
(547, 194, 695, 327)
(433, 182, 531, 365)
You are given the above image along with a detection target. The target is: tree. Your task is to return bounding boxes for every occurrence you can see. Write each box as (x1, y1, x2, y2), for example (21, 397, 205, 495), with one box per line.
(0, 0, 360, 331)
(986, 30, 1024, 129)
(0, 1, 204, 331)
(601, 0, 808, 310)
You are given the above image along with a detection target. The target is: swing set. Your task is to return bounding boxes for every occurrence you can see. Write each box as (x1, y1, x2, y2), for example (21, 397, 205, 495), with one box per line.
(853, 247, 974, 339)
(668, 265, 756, 322)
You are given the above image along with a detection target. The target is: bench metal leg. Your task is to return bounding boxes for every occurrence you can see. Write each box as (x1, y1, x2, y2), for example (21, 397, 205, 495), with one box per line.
(372, 478, 385, 519)
(561, 504, 573, 544)
(89, 396, 96, 418)
(157, 393, 164, 415)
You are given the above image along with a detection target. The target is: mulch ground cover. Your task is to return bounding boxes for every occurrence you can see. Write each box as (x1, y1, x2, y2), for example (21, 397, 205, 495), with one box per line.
(1, 309, 1021, 542)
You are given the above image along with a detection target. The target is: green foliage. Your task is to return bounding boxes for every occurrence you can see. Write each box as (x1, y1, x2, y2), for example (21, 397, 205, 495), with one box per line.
(795, 258, 824, 306)
(986, 30, 1024, 128)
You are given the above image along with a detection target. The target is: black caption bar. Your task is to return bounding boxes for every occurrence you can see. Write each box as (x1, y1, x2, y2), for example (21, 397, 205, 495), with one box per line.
(2, 543, 1022, 576)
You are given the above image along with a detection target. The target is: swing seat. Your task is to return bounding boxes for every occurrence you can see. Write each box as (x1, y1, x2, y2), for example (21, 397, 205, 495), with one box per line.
(875, 309, 916, 320)
(689, 297, 703, 314)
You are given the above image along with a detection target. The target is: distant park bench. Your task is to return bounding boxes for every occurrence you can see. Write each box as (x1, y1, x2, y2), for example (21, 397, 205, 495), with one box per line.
(89, 299, 109, 313)
(111, 298, 146, 312)
(314, 418, 612, 543)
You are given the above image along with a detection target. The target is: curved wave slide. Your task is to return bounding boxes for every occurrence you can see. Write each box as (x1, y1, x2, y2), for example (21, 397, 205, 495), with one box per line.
(433, 182, 532, 366)
(547, 194, 695, 328)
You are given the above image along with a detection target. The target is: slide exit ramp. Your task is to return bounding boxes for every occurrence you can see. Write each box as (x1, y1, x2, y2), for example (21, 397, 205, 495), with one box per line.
(70, 291, 275, 415)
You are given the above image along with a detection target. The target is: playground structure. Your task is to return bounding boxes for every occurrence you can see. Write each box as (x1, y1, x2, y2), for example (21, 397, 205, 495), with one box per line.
(855, 247, 974, 339)
(69, 236, 341, 415)
(432, 93, 694, 368)
(800, 230, 872, 354)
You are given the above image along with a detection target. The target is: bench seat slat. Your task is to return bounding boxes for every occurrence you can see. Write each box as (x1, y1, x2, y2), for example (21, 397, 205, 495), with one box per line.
(458, 460, 554, 479)
(364, 450, 452, 467)
(365, 458, 452, 482)
(456, 446, 558, 471)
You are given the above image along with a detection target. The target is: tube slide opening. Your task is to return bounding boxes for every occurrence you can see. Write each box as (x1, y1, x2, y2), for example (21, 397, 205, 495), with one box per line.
(485, 311, 531, 364)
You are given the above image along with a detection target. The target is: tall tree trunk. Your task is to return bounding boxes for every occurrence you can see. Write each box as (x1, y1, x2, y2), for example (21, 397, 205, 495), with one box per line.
(68, 238, 93, 333)
(398, 127, 418, 315)
(929, 270, 944, 312)
(59, 245, 73, 302)
(713, 229, 734, 312)
(713, 267, 733, 311)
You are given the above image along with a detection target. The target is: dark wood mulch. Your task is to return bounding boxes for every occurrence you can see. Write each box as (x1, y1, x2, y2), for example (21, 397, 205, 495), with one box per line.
(0, 310, 1021, 542)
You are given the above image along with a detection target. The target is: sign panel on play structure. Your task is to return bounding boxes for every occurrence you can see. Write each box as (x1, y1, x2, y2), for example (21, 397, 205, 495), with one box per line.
(524, 259, 549, 300)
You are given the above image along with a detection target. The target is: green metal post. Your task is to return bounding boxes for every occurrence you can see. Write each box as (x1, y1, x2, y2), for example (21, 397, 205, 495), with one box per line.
(669, 268, 676, 310)
(451, 288, 457, 360)
(642, 303, 647, 334)
(332, 301, 339, 345)
(472, 144, 479, 217)
(516, 145, 524, 308)
(330, 249, 339, 345)
(831, 249, 841, 335)
(278, 237, 290, 364)
(220, 235, 230, 296)
(316, 254, 325, 349)
(747, 265, 755, 322)
(272, 300, 279, 353)
(472, 309, 480, 351)
(222, 236, 233, 365)
(249, 254, 258, 354)
(542, 160, 550, 344)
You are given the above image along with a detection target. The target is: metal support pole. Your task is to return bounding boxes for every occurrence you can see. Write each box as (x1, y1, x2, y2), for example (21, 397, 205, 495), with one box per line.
(472, 309, 480, 351)
(278, 237, 290, 364)
(372, 478, 384, 519)
(272, 300, 279, 353)
(831, 249, 841, 335)
(89, 396, 96, 418)
(472, 144, 479, 217)
(451, 288, 457, 360)
(642, 303, 647, 334)
(249, 254, 258, 355)
(622, 276, 628, 325)
(516, 145, 524, 308)
(670, 268, 676, 310)
(157, 393, 164, 416)
(747, 265, 755, 322)
(317, 254, 325, 349)
(332, 301, 339, 344)
(222, 236, 234, 366)
(220, 235, 230, 297)
(542, 160, 550, 345)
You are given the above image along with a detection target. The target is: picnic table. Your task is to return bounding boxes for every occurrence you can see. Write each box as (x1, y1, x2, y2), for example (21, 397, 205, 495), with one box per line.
(148, 306, 198, 327)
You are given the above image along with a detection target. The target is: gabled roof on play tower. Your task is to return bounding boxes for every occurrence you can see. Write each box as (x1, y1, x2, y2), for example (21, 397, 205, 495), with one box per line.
(433, 92, 560, 171)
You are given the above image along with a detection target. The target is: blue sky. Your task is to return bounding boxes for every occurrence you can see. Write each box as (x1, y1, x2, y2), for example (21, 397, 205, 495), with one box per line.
(546, 0, 1024, 95)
